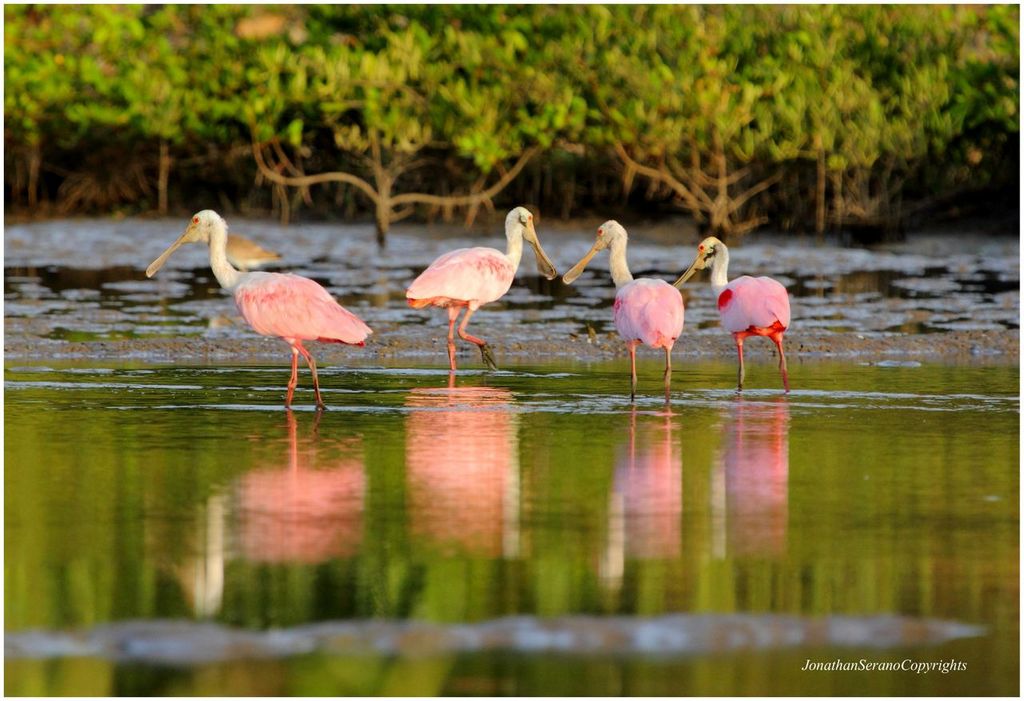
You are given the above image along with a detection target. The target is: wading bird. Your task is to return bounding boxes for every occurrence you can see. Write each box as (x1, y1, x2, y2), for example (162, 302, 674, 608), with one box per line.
(563, 221, 684, 399)
(406, 207, 558, 371)
(146, 210, 371, 409)
(674, 237, 790, 392)
(226, 233, 282, 271)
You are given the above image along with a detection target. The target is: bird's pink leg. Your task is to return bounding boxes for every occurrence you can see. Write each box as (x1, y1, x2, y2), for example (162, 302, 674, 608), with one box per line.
(286, 346, 300, 408)
(734, 333, 746, 391)
(446, 307, 460, 372)
(295, 342, 326, 410)
(457, 306, 497, 371)
(771, 331, 790, 393)
(663, 346, 672, 399)
(628, 341, 638, 401)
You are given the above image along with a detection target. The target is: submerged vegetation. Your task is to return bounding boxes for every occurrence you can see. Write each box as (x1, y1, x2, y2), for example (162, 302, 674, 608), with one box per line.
(4, 5, 1019, 242)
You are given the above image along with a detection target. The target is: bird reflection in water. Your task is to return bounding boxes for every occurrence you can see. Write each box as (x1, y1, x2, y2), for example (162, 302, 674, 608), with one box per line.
(712, 398, 791, 558)
(235, 410, 366, 564)
(174, 494, 227, 618)
(602, 405, 683, 587)
(174, 411, 365, 617)
(405, 383, 519, 557)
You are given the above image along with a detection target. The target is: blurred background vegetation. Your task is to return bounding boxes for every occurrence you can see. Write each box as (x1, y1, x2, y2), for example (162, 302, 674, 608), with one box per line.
(4, 5, 1019, 244)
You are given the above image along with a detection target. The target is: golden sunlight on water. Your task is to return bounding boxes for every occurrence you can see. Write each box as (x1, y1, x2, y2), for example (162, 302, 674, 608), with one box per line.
(3, 360, 1018, 695)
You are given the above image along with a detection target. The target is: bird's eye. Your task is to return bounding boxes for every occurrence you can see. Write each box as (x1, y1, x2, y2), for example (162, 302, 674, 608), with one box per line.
(192, 216, 199, 224)
(698, 244, 704, 252)
(597, 228, 604, 236)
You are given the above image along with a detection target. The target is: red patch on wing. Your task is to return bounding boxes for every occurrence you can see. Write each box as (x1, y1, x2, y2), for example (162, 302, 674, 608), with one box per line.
(717, 289, 733, 310)
(740, 320, 788, 338)
(318, 337, 365, 346)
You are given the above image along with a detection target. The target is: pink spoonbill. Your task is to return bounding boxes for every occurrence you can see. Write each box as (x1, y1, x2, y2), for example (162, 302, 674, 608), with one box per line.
(562, 221, 684, 399)
(146, 210, 372, 409)
(406, 207, 558, 371)
(674, 237, 791, 392)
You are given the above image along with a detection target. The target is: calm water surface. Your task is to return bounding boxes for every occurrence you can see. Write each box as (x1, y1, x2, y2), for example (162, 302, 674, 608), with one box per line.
(4, 358, 1019, 695)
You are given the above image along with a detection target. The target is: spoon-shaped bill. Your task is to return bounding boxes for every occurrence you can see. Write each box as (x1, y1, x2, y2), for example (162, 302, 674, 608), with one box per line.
(530, 238, 559, 280)
(561, 243, 601, 285)
(673, 257, 703, 288)
(146, 231, 190, 278)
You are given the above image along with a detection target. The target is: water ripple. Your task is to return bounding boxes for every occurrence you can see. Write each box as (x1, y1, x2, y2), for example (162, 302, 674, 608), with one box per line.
(5, 613, 984, 664)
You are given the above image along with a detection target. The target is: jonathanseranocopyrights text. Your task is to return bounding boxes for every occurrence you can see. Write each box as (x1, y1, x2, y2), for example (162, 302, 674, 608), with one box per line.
(801, 659, 967, 674)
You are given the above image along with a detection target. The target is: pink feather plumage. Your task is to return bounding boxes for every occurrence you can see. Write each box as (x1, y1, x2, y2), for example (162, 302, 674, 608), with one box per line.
(234, 272, 372, 345)
(716, 276, 790, 334)
(613, 278, 685, 350)
(406, 247, 515, 309)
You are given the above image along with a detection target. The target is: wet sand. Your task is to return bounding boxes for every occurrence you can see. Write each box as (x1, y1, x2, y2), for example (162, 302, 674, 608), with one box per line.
(4, 215, 1018, 365)
(4, 320, 1017, 364)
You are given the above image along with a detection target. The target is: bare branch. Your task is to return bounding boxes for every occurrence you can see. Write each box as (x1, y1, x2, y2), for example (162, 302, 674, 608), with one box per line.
(390, 146, 539, 208)
(731, 215, 769, 238)
(392, 205, 417, 222)
(400, 157, 433, 174)
(614, 143, 703, 212)
(725, 165, 751, 186)
(269, 140, 314, 205)
(270, 139, 301, 177)
(666, 154, 715, 208)
(251, 136, 380, 205)
(728, 171, 782, 213)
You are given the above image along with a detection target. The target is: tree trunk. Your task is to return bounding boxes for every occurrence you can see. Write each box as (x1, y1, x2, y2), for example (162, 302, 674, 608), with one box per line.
(158, 139, 171, 215)
(369, 158, 395, 247)
(815, 142, 826, 240)
(831, 171, 845, 232)
(712, 135, 731, 238)
(276, 184, 290, 225)
(374, 203, 390, 247)
(374, 178, 391, 248)
(27, 143, 41, 210)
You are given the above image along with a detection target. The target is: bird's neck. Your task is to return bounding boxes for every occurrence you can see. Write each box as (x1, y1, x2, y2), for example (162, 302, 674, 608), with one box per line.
(609, 238, 634, 289)
(209, 223, 242, 290)
(709, 245, 730, 295)
(504, 229, 524, 270)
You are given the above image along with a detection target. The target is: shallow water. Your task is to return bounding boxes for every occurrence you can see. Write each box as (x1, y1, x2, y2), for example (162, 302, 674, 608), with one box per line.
(4, 358, 1019, 695)
(4, 218, 1019, 345)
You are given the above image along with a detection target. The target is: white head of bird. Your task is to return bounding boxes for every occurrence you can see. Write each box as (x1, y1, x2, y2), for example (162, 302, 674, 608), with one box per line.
(505, 206, 558, 280)
(147, 210, 241, 289)
(674, 236, 730, 292)
(562, 220, 633, 288)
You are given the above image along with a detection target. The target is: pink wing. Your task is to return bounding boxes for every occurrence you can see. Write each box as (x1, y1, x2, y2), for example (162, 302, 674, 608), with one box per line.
(613, 278, 685, 349)
(717, 276, 791, 333)
(406, 247, 515, 307)
(233, 272, 372, 344)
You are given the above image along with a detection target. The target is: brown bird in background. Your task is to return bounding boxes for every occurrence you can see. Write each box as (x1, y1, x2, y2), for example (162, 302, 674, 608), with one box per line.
(226, 233, 282, 271)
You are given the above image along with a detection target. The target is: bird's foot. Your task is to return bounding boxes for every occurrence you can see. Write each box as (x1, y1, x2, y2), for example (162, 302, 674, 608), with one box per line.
(479, 343, 498, 371)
